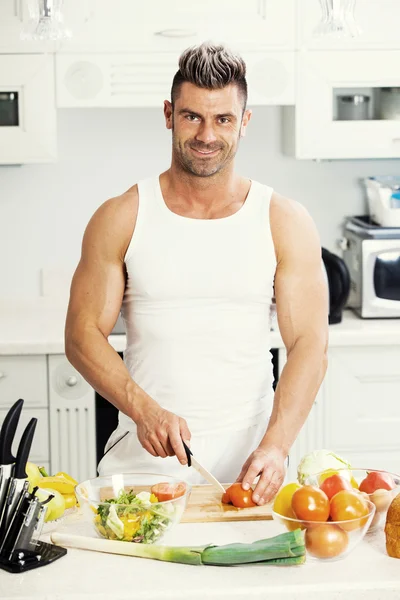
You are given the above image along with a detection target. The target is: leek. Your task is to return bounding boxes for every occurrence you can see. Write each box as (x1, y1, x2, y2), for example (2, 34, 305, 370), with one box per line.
(52, 529, 305, 566)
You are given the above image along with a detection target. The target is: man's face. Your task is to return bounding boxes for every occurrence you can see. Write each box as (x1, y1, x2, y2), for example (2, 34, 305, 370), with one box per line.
(164, 82, 251, 178)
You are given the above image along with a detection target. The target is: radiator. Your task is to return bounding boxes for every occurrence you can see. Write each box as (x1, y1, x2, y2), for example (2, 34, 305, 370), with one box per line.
(48, 355, 97, 482)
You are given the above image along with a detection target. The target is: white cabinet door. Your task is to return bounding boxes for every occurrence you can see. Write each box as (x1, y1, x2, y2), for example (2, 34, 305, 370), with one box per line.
(202, 0, 296, 51)
(283, 50, 400, 159)
(0, 356, 48, 408)
(60, 0, 295, 53)
(297, 0, 400, 51)
(0, 54, 57, 164)
(48, 355, 97, 481)
(324, 346, 400, 472)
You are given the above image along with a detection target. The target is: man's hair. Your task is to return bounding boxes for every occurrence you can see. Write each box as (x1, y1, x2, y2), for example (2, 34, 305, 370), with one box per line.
(171, 42, 248, 110)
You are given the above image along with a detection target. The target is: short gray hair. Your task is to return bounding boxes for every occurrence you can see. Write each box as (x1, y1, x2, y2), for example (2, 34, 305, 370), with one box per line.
(171, 42, 248, 108)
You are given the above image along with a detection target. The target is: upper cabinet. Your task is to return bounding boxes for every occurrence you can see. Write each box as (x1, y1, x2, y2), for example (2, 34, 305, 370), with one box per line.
(283, 50, 400, 160)
(0, 54, 57, 164)
(59, 0, 296, 53)
(297, 0, 400, 51)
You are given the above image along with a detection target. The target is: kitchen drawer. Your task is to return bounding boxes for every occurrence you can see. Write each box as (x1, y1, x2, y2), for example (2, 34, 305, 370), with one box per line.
(0, 407, 49, 464)
(324, 347, 400, 451)
(0, 355, 48, 408)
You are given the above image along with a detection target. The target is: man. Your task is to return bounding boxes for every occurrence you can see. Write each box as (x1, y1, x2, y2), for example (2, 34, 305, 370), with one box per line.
(65, 43, 328, 506)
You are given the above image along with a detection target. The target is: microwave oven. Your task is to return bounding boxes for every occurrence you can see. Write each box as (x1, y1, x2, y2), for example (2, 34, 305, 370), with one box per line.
(343, 216, 400, 318)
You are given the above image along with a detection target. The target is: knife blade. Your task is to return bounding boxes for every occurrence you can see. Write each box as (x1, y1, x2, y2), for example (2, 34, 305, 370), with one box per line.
(0, 399, 24, 525)
(0, 418, 37, 538)
(182, 441, 225, 494)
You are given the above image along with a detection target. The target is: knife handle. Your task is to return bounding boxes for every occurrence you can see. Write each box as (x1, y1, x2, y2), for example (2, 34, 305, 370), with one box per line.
(0, 399, 24, 465)
(182, 440, 192, 467)
(13, 419, 37, 480)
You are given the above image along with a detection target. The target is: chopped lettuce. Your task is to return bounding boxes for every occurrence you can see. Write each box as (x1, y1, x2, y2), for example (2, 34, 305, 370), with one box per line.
(96, 488, 172, 544)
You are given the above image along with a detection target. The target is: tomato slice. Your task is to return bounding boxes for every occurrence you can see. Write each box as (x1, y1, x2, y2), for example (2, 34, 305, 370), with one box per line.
(221, 483, 256, 508)
(150, 482, 186, 502)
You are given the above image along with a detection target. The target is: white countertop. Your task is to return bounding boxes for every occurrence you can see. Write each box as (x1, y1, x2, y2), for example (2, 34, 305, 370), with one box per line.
(1, 297, 400, 355)
(1, 517, 399, 600)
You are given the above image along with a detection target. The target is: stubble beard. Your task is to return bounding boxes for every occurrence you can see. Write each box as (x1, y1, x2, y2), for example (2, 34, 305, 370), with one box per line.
(171, 127, 240, 179)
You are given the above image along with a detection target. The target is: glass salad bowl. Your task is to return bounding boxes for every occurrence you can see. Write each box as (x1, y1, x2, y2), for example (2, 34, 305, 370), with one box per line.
(304, 468, 400, 532)
(75, 473, 192, 544)
(272, 499, 376, 562)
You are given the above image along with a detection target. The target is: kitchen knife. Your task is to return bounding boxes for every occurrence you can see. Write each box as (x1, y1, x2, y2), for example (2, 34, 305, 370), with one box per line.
(0, 399, 24, 523)
(182, 441, 225, 494)
(0, 418, 37, 536)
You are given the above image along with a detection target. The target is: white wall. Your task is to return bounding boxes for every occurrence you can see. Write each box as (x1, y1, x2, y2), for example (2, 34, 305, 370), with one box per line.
(0, 105, 399, 299)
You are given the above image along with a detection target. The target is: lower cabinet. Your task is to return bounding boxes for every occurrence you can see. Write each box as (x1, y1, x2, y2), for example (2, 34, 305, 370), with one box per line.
(280, 345, 400, 481)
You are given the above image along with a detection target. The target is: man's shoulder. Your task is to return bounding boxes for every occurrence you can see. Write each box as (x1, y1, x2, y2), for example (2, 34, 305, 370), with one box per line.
(270, 191, 312, 230)
(269, 191, 319, 258)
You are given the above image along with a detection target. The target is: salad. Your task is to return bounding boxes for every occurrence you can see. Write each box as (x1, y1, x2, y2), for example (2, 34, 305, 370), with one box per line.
(94, 489, 175, 544)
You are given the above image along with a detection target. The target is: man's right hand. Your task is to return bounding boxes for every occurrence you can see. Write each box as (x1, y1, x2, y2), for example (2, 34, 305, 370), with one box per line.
(132, 397, 191, 465)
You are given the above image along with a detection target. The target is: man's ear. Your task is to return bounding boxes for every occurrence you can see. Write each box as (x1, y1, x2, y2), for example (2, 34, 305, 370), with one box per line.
(240, 109, 252, 138)
(164, 100, 173, 130)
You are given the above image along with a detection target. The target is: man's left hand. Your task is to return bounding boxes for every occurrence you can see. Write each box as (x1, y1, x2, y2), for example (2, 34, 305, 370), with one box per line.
(236, 444, 287, 506)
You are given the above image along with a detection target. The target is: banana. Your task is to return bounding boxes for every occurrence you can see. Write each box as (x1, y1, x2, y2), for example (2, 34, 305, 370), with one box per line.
(53, 471, 78, 487)
(63, 493, 77, 509)
(39, 476, 76, 495)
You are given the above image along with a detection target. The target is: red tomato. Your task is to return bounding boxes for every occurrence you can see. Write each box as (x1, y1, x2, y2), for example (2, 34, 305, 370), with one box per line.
(222, 489, 231, 504)
(150, 482, 186, 502)
(329, 490, 369, 531)
(320, 474, 352, 500)
(305, 523, 349, 559)
(222, 483, 256, 508)
(291, 485, 330, 521)
(359, 471, 396, 494)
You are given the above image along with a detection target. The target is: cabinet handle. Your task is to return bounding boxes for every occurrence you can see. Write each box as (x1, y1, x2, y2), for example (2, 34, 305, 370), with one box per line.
(392, 138, 400, 143)
(154, 29, 197, 38)
(258, 0, 267, 20)
(66, 376, 78, 387)
(0, 372, 5, 380)
(14, 0, 23, 21)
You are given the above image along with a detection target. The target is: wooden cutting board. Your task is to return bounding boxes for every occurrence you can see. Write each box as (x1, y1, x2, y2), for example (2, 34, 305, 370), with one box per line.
(99, 484, 273, 523)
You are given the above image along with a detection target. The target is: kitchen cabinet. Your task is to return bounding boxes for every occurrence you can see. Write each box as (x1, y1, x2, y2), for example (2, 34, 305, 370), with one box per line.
(283, 345, 400, 480)
(0, 54, 57, 164)
(297, 0, 400, 51)
(55, 51, 295, 108)
(0, 354, 96, 481)
(59, 0, 295, 54)
(282, 50, 400, 159)
(0, 355, 49, 466)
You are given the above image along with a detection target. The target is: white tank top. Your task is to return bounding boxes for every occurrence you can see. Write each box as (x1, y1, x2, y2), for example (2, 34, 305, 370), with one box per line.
(119, 175, 277, 436)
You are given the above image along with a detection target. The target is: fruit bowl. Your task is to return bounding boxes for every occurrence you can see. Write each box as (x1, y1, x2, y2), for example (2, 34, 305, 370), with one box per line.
(75, 473, 191, 544)
(272, 499, 376, 562)
(305, 468, 400, 532)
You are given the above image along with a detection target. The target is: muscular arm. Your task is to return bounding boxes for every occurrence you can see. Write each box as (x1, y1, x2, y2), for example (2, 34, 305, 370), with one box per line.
(65, 190, 140, 419)
(263, 194, 328, 455)
(65, 188, 191, 464)
(237, 194, 328, 504)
